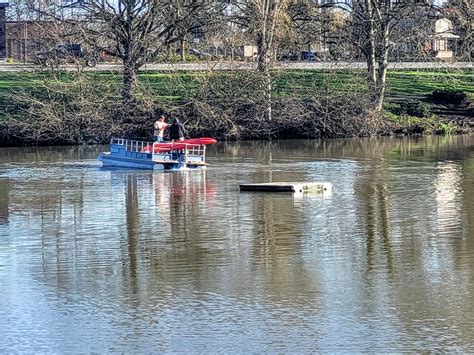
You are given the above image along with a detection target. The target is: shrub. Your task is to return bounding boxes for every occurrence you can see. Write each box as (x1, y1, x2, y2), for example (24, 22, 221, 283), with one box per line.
(429, 89, 467, 105)
(3, 70, 158, 144)
(438, 122, 454, 135)
(399, 99, 431, 118)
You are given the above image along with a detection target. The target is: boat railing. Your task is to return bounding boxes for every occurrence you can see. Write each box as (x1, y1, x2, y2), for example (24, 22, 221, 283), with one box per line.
(151, 143, 206, 164)
(184, 144, 206, 158)
(111, 138, 153, 153)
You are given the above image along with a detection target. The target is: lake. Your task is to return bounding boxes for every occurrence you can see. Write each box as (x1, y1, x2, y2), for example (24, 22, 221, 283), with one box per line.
(0, 135, 473, 352)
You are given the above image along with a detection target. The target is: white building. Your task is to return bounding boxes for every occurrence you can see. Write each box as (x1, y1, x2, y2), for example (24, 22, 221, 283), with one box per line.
(433, 18, 459, 59)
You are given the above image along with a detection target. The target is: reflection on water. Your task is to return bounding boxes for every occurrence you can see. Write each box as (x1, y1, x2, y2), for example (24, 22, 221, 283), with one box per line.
(0, 135, 473, 352)
(0, 178, 9, 224)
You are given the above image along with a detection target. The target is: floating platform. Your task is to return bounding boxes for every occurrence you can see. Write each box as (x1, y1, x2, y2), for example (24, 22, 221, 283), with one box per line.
(239, 182, 332, 193)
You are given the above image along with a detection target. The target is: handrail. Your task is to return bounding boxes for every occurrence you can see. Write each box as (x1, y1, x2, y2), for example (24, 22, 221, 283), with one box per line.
(110, 138, 153, 153)
(151, 143, 206, 164)
(150, 142, 206, 153)
(110, 138, 207, 164)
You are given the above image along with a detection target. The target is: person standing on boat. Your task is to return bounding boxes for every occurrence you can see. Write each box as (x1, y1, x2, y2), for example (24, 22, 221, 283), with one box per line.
(168, 118, 186, 141)
(154, 115, 169, 142)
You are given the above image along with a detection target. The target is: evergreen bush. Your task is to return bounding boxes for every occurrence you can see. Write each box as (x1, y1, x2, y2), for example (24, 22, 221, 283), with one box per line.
(429, 89, 467, 105)
(399, 99, 431, 118)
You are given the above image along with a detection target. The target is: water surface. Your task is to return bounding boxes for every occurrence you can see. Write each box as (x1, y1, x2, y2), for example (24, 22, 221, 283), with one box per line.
(1, 135, 473, 352)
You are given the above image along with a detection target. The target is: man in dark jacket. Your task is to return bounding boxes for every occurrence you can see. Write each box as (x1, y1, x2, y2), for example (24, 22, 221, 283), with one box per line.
(168, 118, 186, 141)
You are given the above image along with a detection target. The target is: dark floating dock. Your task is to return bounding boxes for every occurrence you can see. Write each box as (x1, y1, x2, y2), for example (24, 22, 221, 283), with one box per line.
(239, 182, 332, 193)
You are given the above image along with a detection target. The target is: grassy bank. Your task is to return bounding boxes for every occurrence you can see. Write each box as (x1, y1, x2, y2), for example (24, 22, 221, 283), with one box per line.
(0, 68, 472, 144)
(0, 68, 472, 105)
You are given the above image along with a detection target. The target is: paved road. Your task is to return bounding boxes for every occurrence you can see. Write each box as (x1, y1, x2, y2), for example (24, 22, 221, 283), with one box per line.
(0, 61, 472, 72)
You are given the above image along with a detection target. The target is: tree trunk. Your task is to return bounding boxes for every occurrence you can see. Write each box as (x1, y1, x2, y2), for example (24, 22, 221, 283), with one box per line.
(264, 67, 272, 122)
(123, 58, 137, 103)
(364, 0, 378, 106)
(256, 34, 272, 121)
(375, 70, 387, 111)
(180, 39, 186, 62)
(375, 23, 390, 112)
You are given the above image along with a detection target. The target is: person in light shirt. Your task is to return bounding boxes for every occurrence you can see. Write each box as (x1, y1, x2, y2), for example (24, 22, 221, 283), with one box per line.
(153, 115, 170, 142)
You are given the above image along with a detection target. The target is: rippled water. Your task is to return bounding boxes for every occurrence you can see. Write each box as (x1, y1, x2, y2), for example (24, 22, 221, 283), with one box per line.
(1, 135, 473, 352)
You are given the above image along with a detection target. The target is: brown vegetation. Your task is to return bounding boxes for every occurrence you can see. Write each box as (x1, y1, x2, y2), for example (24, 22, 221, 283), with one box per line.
(2, 68, 389, 145)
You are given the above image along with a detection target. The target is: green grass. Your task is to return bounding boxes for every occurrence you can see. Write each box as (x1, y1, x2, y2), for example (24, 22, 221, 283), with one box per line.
(0, 68, 472, 107)
(275, 69, 473, 97)
(149, 68, 473, 99)
(386, 70, 473, 98)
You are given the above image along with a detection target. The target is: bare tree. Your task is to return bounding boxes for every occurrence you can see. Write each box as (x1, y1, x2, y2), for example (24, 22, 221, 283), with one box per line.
(444, 0, 473, 60)
(79, 0, 170, 102)
(320, 0, 437, 111)
(169, 0, 225, 62)
(6, 0, 29, 21)
(284, 0, 321, 55)
(24, 0, 223, 102)
(232, 0, 290, 121)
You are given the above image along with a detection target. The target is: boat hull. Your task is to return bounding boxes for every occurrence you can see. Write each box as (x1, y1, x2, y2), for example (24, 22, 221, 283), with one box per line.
(98, 152, 165, 170)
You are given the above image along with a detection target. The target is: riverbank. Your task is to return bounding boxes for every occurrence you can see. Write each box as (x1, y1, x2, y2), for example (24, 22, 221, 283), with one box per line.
(0, 68, 472, 146)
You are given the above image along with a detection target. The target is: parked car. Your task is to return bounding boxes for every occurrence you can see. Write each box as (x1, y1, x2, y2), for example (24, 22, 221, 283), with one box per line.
(301, 51, 316, 61)
(300, 51, 325, 61)
(33, 44, 99, 67)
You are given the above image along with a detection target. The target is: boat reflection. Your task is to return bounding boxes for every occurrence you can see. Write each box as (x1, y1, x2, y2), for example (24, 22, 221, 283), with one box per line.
(152, 170, 217, 205)
(0, 178, 9, 224)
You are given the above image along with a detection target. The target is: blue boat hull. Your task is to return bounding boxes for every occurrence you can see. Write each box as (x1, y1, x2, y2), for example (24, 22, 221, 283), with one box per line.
(98, 152, 165, 170)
